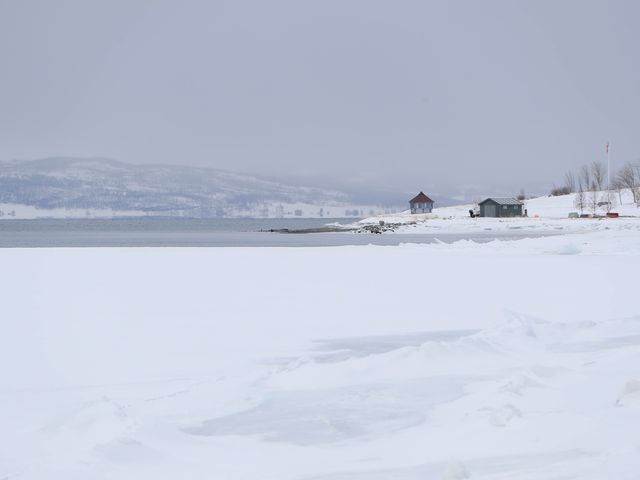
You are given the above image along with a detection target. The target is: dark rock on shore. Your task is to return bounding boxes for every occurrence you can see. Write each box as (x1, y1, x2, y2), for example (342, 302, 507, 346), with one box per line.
(355, 223, 401, 234)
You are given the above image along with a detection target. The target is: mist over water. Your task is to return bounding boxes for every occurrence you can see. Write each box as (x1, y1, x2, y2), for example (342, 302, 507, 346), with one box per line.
(1, 1, 639, 193)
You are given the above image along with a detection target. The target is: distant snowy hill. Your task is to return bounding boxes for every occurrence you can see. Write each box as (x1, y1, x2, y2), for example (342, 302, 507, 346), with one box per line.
(0, 158, 396, 218)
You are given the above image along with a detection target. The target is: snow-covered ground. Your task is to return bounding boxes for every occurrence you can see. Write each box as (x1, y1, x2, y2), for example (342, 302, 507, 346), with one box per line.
(358, 190, 640, 236)
(2, 195, 640, 479)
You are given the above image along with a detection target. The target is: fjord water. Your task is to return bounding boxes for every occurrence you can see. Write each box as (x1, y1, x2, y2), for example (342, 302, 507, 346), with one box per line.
(0, 217, 552, 247)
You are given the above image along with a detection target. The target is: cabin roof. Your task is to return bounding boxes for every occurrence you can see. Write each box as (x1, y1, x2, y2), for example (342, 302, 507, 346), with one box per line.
(409, 191, 434, 204)
(478, 197, 523, 206)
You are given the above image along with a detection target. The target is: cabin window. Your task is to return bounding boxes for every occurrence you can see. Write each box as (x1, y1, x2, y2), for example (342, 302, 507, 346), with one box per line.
(502, 205, 507, 210)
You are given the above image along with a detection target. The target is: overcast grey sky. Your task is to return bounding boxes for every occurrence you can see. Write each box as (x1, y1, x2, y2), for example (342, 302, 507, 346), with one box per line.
(1, 0, 639, 191)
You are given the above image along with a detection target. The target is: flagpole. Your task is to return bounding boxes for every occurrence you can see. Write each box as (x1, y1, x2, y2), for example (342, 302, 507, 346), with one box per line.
(606, 139, 611, 191)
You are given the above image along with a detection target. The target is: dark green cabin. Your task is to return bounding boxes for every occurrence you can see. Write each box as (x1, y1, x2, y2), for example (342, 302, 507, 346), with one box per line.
(478, 197, 524, 217)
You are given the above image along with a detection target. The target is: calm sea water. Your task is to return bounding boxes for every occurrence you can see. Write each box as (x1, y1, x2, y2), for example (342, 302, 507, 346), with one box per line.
(0, 217, 550, 248)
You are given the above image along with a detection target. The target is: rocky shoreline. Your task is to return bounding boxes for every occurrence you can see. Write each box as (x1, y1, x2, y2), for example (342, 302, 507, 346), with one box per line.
(263, 221, 405, 234)
(262, 226, 355, 234)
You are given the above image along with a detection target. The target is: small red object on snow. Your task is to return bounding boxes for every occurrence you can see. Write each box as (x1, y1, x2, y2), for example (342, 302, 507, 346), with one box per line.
(606, 212, 619, 218)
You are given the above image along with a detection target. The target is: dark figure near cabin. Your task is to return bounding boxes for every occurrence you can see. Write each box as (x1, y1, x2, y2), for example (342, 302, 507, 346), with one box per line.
(469, 209, 475, 218)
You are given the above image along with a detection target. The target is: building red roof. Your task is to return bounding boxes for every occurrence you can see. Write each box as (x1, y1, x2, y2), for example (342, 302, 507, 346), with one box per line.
(409, 191, 434, 204)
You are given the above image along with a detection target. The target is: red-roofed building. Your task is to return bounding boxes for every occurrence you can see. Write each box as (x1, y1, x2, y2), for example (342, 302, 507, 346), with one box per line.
(409, 192, 434, 214)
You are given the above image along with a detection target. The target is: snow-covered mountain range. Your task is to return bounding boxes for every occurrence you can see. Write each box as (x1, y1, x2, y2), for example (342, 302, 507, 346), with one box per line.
(0, 158, 397, 218)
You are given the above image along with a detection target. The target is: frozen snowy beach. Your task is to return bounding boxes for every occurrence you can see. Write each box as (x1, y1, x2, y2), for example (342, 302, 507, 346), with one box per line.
(2, 214, 640, 479)
(5, 0, 640, 476)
